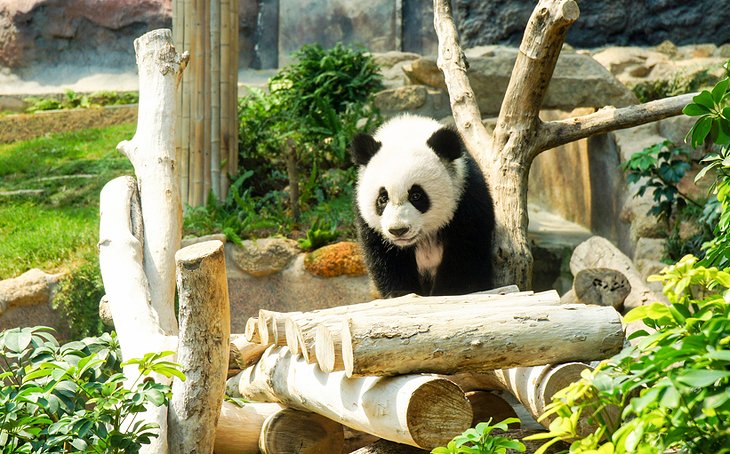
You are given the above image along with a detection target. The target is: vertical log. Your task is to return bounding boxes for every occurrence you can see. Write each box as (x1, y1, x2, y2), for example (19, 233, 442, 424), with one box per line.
(117, 29, 184, 336)
(202, 0, 212, 201)
(169, 240, 231, 453)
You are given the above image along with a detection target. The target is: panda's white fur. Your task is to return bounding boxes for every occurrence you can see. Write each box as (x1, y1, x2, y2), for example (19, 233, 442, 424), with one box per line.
(356, 115, 467, 250)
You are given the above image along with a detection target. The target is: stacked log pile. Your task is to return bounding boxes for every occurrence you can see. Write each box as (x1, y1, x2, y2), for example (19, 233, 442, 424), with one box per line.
(226, 288, 626, 451)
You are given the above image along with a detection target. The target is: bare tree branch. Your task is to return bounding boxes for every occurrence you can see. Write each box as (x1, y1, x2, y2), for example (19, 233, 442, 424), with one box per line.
(432, 0, 492, 166)
(535, 93, 695, 156)
(492, 0, 579, 162)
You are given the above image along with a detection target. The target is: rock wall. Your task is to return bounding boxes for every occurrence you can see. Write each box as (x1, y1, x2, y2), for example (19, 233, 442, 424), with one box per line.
(455, 0, 730, 48)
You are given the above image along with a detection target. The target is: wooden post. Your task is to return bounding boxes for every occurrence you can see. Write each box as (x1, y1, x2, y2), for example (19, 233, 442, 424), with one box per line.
(259, 408, 345, 454)
(214, 401, 283, 454)
(169, 241, 231, 454)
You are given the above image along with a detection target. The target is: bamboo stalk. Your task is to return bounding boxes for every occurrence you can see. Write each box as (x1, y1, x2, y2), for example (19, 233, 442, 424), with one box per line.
(220, 0, 232, 199)
(229, 0, 240, 185)
(202, 0, 212, 202)
(181, 0, 193, 206)
(210, 0, 222, 199)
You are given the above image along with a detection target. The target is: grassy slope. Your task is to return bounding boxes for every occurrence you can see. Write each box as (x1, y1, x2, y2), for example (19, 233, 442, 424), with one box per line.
(0, 123, 135, 279)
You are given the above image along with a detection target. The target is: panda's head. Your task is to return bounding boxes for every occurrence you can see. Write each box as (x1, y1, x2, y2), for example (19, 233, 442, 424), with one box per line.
(351, 115, 468, 248)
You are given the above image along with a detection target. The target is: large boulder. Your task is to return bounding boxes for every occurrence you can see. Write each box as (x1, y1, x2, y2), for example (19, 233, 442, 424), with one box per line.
(396, 46, 637, 117)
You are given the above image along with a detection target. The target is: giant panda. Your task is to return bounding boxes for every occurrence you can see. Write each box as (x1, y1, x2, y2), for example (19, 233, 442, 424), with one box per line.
(351, 114, 495, 297)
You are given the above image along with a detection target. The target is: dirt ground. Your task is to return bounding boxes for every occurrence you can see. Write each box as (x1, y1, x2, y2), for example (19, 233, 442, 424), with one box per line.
(0, 105, 138, 144)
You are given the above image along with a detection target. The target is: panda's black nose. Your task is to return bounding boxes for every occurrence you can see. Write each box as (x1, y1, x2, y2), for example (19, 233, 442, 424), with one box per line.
(389, 227, 410, 237)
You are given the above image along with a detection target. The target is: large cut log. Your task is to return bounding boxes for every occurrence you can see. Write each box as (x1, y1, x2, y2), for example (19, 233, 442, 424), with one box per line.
(214, 401, 283, 454)
(570, 236, 665, 311)
(276, 290, 559, 361)
(465, 390, 518, 427)
(341, 304, 623, 377)
(259, 408, 345, 454)
(449, 362, 591, 428)
(236, 347, 472, 449)
(169, 241, 230, 454)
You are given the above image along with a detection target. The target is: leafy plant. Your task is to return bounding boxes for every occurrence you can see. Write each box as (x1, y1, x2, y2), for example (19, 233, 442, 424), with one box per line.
(24, 90, 139, 113)
(297, 218, 340, 251)
(0, 327, 183, 453)
(683, 65, 730, 268)
(621, 140, 699, 219)
(432, 418, 525, 454)
(52, 254, 107, 339)
(527, 255, 730, 454)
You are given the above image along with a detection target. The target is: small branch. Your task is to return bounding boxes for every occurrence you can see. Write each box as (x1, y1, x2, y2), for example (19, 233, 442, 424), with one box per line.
(432, 0, 493, 167)
(493, 0, 579, 159)
(536, 93, 695, 156)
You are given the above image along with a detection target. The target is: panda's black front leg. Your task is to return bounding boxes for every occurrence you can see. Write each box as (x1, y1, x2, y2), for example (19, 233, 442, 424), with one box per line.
(430, 230, 493, 296)
(359, 224, 422, 297)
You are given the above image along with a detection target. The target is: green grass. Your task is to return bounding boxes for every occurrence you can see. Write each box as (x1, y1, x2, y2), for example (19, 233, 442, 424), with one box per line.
(0, 123, 135, 279)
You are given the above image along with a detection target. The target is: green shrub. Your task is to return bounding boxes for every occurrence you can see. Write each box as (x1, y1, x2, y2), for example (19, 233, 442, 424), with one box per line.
(527, 256, 730, 454)
(0, 327, 183, 452)
(52, 254, 107, 340)
(24, 90, 139, 113)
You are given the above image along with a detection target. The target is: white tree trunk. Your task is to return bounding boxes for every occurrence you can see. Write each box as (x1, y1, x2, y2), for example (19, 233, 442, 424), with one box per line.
(235, 347, 472, 449)
(116, 29, 186, 335)
(99, 176, 177, 454)
(169, 241, 230, 454)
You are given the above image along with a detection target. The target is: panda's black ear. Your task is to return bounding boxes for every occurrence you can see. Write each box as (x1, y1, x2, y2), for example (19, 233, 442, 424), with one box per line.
(427, 127, 463, 162)
(351, 133, 382, 166)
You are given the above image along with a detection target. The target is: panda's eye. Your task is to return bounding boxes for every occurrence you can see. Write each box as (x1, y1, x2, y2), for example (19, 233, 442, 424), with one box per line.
(376, 189, 388, 207)
(409, 192, 421, 202)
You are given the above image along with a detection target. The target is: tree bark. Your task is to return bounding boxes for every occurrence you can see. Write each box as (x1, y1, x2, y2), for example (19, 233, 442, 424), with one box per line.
(258, 408, 345, 454)
(169, 240, 230, 454)
(116, 29, 185, 335)
(214, 401, 283, 454)
(340, 304, 623, 377)
(433, 0, 694, 289)
(235, 347, 472, 449)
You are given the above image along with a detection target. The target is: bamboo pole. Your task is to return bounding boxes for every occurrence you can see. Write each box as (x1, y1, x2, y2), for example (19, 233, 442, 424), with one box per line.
(220, 0, 232, 199)
(229, 0, 239, 182)
(180, 0, 192, 206)
(210, 0, 222, 199)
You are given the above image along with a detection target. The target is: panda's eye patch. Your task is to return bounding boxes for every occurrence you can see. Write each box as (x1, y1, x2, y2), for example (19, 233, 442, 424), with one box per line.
(375, 188, 388, 215)
(408, 185, 430, 213)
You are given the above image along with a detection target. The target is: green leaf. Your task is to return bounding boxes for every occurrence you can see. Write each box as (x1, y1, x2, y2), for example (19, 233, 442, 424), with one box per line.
(693, 90, 716, 110)
(4, 329, 33, 353)
(683, 103, 710, 116)
(711, 78, 729, 104)
(691, 116, 713, 148)
(624, 303, 671, 323)
(676, 370, 730, 387)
